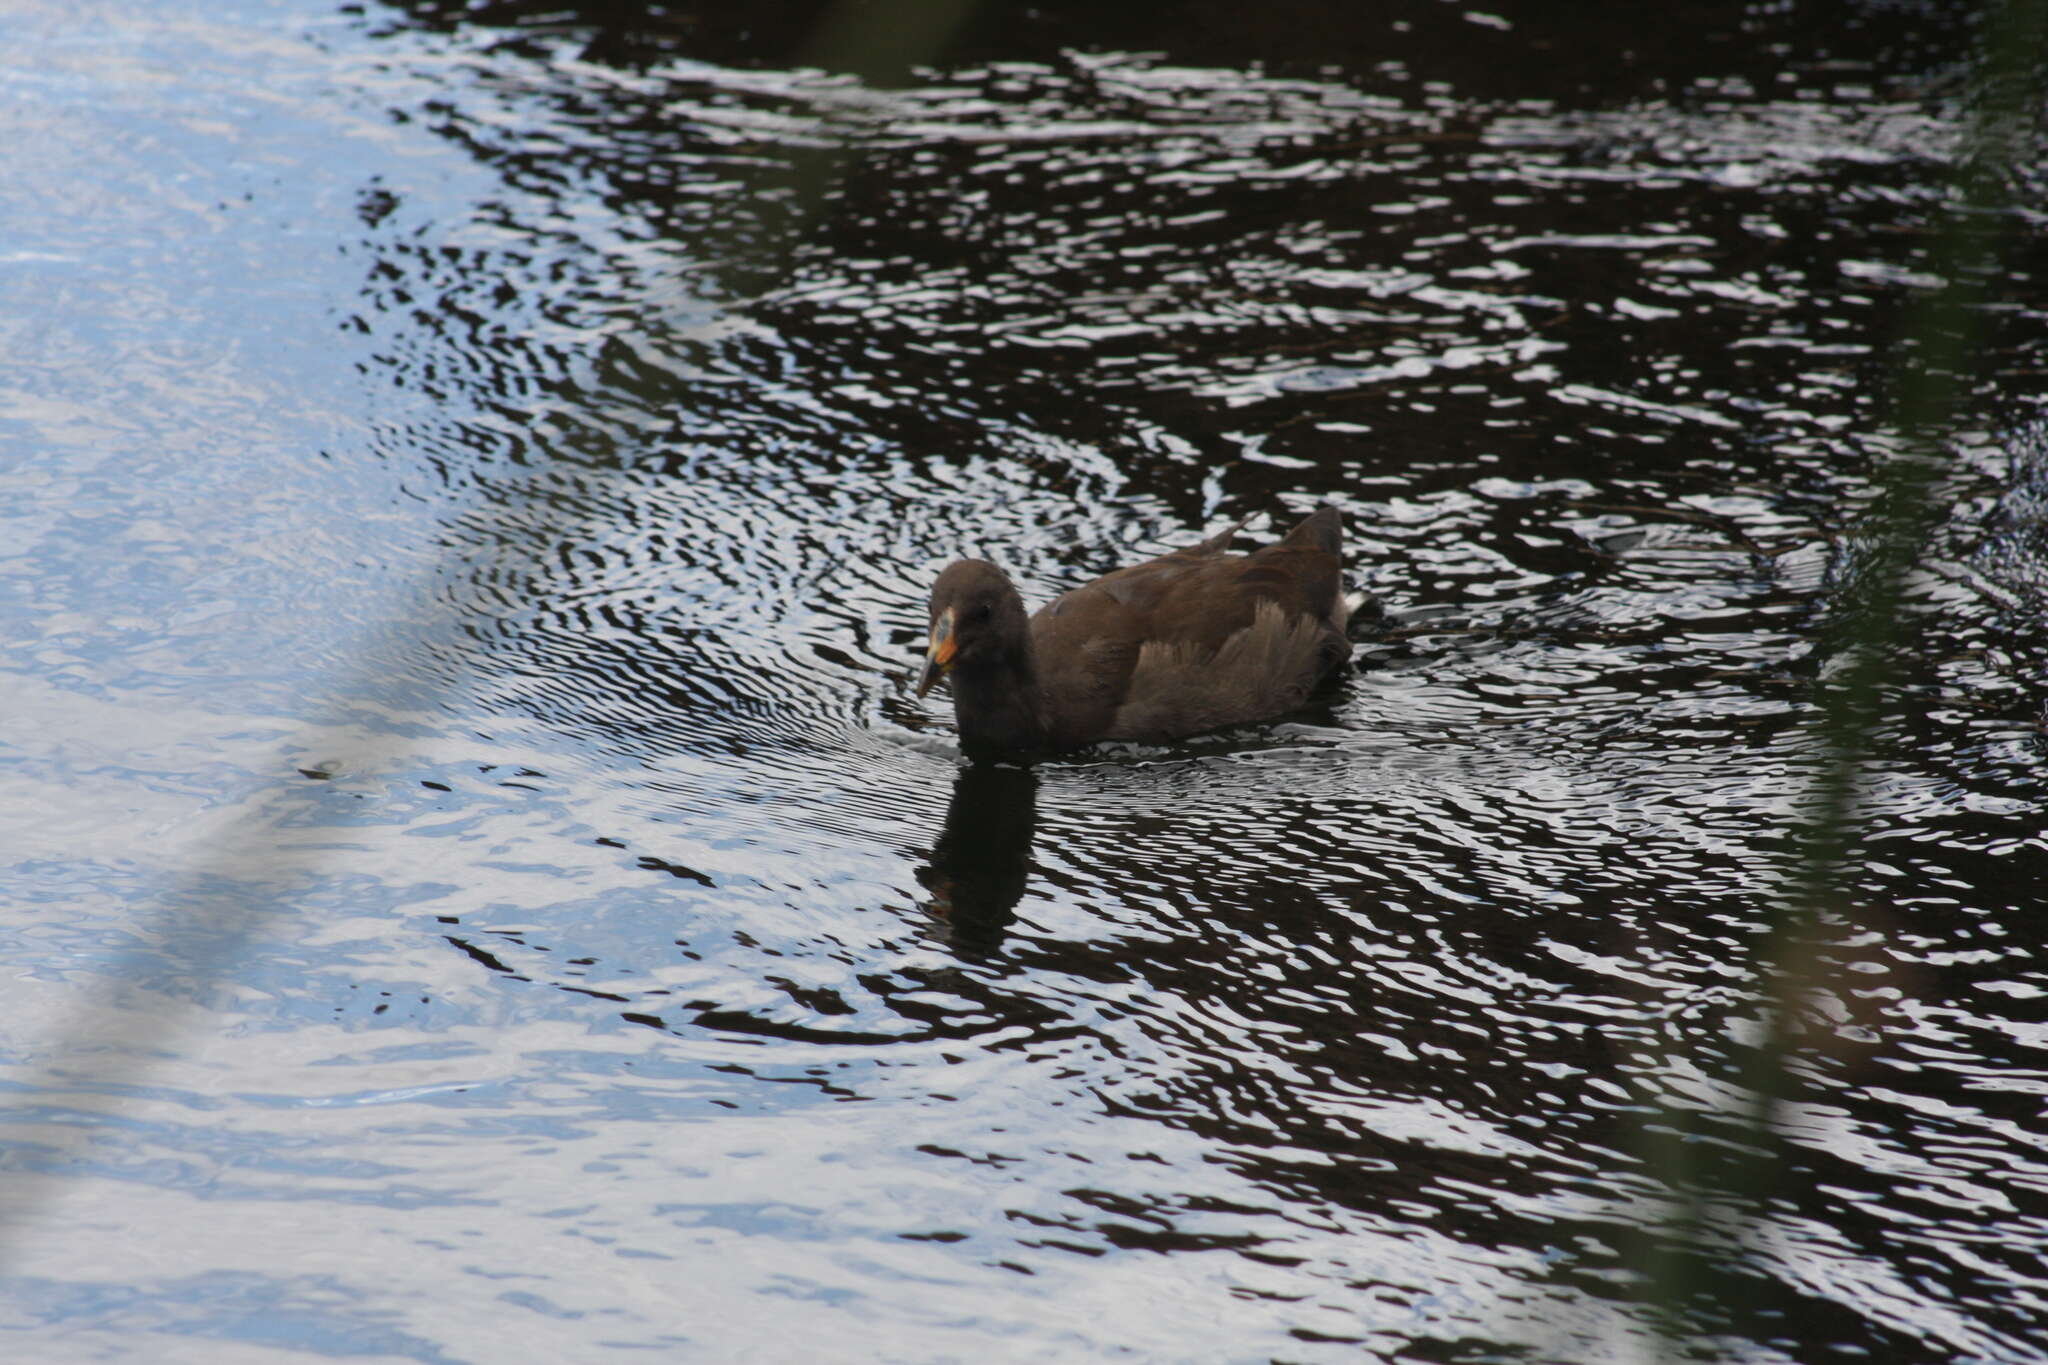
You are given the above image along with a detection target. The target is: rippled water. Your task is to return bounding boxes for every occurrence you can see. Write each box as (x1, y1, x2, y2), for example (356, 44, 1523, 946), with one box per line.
(5, 1, 2047, 1360)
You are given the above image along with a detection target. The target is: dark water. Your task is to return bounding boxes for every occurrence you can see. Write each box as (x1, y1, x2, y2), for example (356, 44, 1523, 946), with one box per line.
(4, 0, 2047, 1360)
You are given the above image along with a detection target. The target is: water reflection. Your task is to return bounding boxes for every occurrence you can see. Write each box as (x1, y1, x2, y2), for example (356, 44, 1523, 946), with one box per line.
(918, 763, 1037, 955)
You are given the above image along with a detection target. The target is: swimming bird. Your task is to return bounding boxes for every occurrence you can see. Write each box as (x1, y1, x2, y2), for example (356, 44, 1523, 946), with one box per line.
(916, 505, 1354, 755)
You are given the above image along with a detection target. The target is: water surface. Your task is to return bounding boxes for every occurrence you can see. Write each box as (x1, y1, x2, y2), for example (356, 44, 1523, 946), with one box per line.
(4, 1, 2046, 1361)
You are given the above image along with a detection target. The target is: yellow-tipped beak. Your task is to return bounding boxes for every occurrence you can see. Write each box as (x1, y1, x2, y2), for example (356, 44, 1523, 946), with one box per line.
(915, 609, 957, 698)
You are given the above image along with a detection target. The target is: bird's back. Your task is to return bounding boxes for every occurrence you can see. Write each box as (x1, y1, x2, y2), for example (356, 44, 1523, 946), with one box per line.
(1027, 507, 1351, 746)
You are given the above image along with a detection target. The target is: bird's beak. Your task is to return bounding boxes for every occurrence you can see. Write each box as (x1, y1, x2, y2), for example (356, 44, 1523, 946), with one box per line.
(915, 608, 957, 698)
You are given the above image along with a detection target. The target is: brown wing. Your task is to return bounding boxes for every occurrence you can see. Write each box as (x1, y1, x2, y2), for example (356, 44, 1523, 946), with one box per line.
(1027, 507, 1349, 745)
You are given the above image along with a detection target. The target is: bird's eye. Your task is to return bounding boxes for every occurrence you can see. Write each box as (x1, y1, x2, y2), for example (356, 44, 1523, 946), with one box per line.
(970, 604, 991, 624)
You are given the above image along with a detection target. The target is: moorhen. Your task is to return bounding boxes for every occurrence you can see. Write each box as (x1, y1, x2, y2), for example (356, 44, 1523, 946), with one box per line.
(916, 505, 1355, 755)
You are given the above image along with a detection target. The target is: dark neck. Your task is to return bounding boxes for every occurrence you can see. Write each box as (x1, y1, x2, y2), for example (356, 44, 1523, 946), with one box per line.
(949, 640, 1049, 755)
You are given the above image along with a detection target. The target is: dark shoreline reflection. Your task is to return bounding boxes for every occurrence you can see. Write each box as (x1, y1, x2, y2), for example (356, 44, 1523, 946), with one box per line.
(916, 763, 1038, 954)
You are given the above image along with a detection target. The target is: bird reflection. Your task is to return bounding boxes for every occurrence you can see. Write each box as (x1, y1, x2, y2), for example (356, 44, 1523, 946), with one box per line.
(916, 763, 1038, 954)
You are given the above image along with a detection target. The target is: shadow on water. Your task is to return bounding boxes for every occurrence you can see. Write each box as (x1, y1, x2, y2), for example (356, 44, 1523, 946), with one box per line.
(917, 763, 1038, 956)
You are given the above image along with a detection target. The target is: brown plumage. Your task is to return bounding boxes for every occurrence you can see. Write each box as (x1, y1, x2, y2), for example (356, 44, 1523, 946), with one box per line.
(916, 505, 1354, 755)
